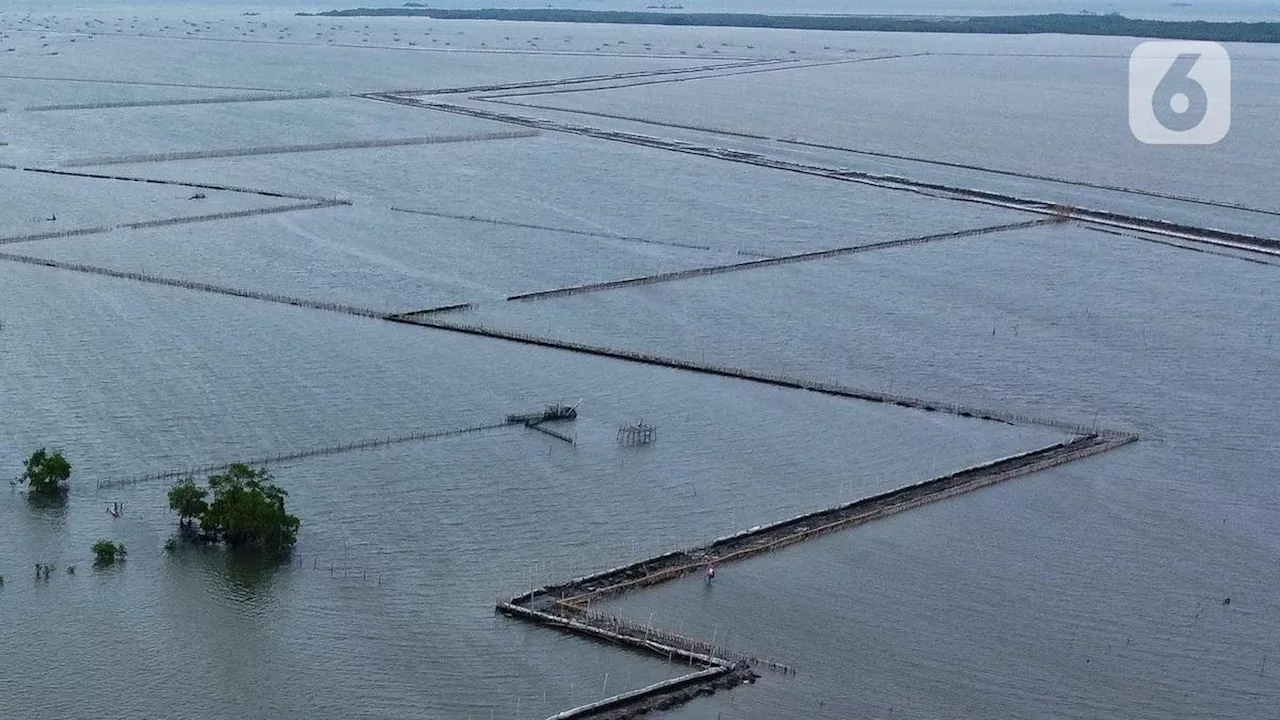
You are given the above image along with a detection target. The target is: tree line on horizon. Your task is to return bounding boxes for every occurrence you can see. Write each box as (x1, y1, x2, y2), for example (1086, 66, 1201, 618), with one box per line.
(302, 8, 1280, 43)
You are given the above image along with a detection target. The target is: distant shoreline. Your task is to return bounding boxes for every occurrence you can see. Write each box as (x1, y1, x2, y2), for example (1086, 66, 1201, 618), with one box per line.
(298, 8, 1280, 43)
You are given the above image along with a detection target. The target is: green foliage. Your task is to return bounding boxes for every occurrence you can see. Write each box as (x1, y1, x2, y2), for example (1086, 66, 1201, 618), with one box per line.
(34, 563, 55, 579)
(167, 478, 208, 526)
(191, 465, 300, 554)
(20, 449, 71, 496)
(92, 540, 127, 566)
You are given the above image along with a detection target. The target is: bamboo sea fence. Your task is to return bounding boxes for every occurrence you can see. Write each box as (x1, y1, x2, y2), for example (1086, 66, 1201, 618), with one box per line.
(95, 422, 512, 490)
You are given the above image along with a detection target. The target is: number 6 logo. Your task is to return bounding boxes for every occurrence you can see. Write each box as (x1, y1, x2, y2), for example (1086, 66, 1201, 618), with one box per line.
(1130, 41, 1231, 145)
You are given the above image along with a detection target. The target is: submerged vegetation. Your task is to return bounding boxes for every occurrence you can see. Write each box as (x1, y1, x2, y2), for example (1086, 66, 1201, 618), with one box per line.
(18, 449, 71, 498)
(303, 9, 1280, 43)
(168, 465, 300, 555)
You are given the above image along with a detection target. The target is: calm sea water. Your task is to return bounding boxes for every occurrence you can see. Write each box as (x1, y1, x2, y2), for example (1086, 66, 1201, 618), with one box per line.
(567, 223, 1280, 718)
(233, 0, 1280, 22)
(1, 7, 1277, 720)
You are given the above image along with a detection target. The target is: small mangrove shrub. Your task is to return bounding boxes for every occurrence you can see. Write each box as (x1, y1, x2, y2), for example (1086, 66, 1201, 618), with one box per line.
(20, 449, 71, 498)
(92, 540, 127, 566)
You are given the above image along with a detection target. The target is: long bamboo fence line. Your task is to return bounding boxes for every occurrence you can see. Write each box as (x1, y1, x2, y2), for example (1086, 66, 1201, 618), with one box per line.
(542, 667, 735, 720)
(567, 607, 794, 675)
(0, 224, 113, 245)
(20, 166, 339, 201)
(506, 218, 1050, 301)
(525, 422, 575, 444)
(0, 200, 344, 246)
(483, 95, 772, 140)
(0, 250, 389, 318)
(388, 206, 714, 252)
(499, 602, 731, 667)
(94, 422, 512, 490)
(24, 90, 341, 112)
(375, 97, 1280, 256)
(552, 434, 1132, 606)
(0, 73, 285, 92)
(285, 553, 392, 586)
(392, 57, 782, 98)
(124, 200, 348, 229)
(779, 137, 1280, 220)
(478, 95, 1279, 224)
(392, 314, 1128, 437)
(61, 130, 539, 168)
(483, 53, 924, 101)
(385, 302, 477, 318)
(1088, 225, 1280, 268)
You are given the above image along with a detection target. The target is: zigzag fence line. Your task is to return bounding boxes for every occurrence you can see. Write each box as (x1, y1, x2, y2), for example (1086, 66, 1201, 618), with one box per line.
(94, 422, 511, 489)
(61, 130, 539, 167)
(500, 433, 1136, 717)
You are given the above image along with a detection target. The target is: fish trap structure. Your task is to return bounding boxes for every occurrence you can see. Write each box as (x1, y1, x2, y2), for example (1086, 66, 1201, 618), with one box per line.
(617, 421, 657, 446)
(505, 400, 580, 425)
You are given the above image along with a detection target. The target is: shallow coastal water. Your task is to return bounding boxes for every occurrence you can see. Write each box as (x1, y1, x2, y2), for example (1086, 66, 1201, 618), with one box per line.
(1, 6, 1277, 719)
